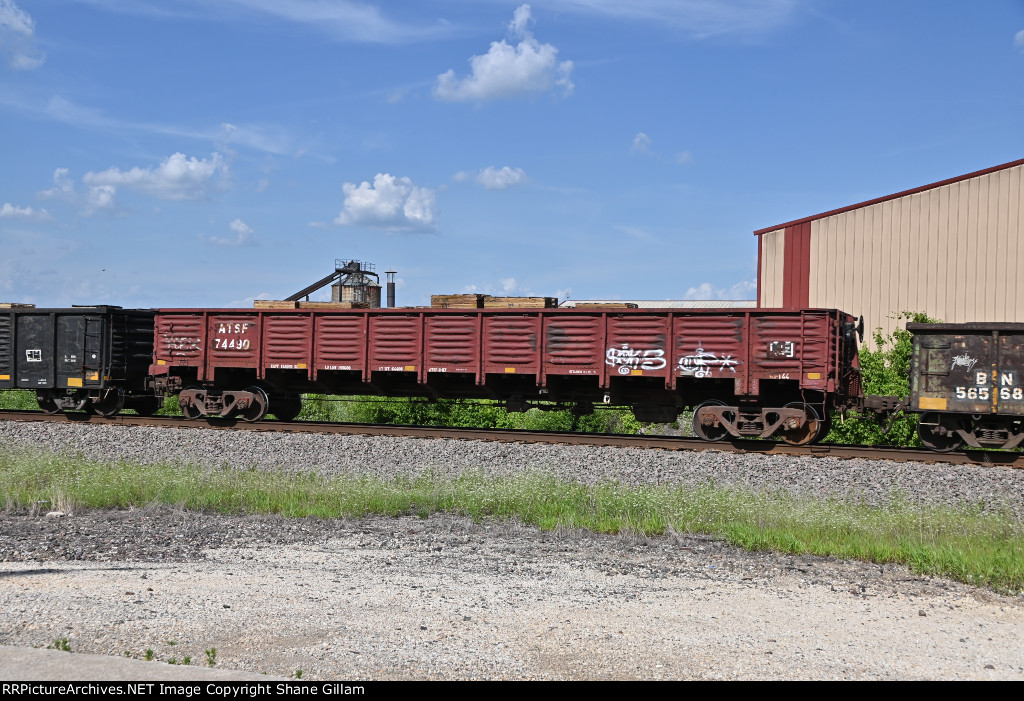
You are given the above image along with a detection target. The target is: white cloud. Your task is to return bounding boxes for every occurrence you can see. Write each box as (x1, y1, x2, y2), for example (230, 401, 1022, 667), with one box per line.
(86, 185, 117, 213)
(1015, 29, 1024, 53)
(334, 173, 438, 232)
(0, 202, 50, 220)
(631, 132, 652, 154)
(461, 276, 549, 298)
(0, 0, 32, 34)
(82, 152, 228, 209)
(209, 218, 255, 246)
(684, 280, 756, 300)
(37, 168, 76, 200)
(0, 0, 44, 69)
(631, 132, 693, 164)
(476, 166, 528, 190)
(434, 4, 574, 102)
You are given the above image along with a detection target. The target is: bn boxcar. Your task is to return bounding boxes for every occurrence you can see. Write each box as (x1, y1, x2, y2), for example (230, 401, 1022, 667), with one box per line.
(909, 322, 1024, 451)
(0, 306, 157, 416)
(150, 307, 862, 444)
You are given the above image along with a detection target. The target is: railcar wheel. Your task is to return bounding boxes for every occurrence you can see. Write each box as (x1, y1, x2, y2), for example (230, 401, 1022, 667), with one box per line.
(692, 399, 731, 441)
(131, 396, 162, 417)
(241, 386, 269, 423)
(180, 386, 204, 420)
(777, 402, 821, 446)
(917, 412, 965, 453)
(36, 391, 61, 415)
(90, 388, 125, 417)
(271, 396, 302, 422)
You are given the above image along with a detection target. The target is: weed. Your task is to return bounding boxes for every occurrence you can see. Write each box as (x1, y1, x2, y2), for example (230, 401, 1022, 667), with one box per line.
(182, 656, 191, 666)
(205, 647, 217, 667)
(47, 638, 71, 652)
(145, 649, 155, 661)
(168, 658, 177, 665)
(295, 670, 303, 679)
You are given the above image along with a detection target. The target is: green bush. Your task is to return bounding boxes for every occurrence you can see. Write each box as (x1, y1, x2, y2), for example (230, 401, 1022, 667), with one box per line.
(825, 311, 938, 446)
(297, 394, 645, 433)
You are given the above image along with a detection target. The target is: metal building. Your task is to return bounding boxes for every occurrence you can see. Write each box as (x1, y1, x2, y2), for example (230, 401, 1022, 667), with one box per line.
(755, 158, 1024, 339)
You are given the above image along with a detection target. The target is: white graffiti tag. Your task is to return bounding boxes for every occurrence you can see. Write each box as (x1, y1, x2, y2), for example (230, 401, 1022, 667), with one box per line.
(606, 345, 667, 374)
(950, 354, 978, 372)
(677, 345, 740, 378)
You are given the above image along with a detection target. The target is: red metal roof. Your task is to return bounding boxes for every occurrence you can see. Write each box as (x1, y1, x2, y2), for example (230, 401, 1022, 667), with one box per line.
(753, 157, 1024, 236)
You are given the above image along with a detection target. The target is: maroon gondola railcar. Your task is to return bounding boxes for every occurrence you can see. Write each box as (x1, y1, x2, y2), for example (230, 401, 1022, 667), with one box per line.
(148, 307, 862, 444)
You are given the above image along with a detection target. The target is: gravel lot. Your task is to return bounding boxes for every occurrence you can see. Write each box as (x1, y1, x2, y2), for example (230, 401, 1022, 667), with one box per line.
(1, 419, 1023, 680)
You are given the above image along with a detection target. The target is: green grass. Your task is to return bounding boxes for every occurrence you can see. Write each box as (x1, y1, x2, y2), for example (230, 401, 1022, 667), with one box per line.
(2, 447, 1022, 593)
(0, 390, 38, 411)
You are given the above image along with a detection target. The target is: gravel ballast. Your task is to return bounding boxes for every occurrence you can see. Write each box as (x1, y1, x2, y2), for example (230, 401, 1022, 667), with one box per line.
(2, 420, 1024, 515)
(1, 419, 1023, 680)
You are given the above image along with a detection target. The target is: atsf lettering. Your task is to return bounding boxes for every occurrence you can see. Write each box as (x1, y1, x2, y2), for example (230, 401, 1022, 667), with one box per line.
(213, 322, 254, 351)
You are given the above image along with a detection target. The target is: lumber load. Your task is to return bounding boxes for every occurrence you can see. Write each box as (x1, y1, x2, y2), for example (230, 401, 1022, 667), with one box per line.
(253, 300, 299, 309)
(431, 294, 485, 309)
(0, 303, 36, 309)
(482, 296, 558, 309)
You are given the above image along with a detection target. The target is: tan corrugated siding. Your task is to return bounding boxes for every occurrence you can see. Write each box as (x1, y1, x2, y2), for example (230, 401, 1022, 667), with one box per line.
(806, 162, 1024, 341)
(758, 229, 785, 306)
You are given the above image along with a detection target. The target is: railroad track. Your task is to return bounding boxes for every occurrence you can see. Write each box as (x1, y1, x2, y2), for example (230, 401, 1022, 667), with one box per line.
(1, 409, 1021, 468)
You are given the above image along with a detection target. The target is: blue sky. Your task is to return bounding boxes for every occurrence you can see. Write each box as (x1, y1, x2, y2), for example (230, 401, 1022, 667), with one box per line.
(1, 0, 1023, 308)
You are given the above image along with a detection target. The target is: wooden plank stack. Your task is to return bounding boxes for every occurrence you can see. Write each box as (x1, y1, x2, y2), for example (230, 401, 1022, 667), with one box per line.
(432, 294, 558, 309)
(482, 296, 558, 309)
(0, 303, 36, 309)
(254, 300, 371, 309)
(431, 294, 486, 309)
(254, 300, 299, 309)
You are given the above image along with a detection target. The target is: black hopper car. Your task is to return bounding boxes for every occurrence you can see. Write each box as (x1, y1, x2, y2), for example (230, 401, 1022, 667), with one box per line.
(0, 306, 159, 416)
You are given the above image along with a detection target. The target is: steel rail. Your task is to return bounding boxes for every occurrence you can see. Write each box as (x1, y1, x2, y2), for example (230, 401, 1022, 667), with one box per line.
(0, 409, 1021, 467)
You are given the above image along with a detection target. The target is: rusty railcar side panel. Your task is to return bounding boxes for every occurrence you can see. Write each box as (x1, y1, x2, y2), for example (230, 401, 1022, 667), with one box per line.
(672, 313, 746, 390)
(543, 313, 604, 383)
(605, 314, 671, 383)
(909, 322, 1024, 416)
(207, 313, 261, 373)
(313, 312, 366, 375)
(482, 313, 540, 376)
(368, 313, 421, 373)
(263, 313, 312, 375)
(425, 313, 480, 377)
(153, 312, 205, 373)
(750, 311, 834, 390)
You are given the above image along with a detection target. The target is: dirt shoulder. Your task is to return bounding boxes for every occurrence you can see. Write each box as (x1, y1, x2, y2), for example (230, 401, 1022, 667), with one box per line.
(1, 509, 1022, 680)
